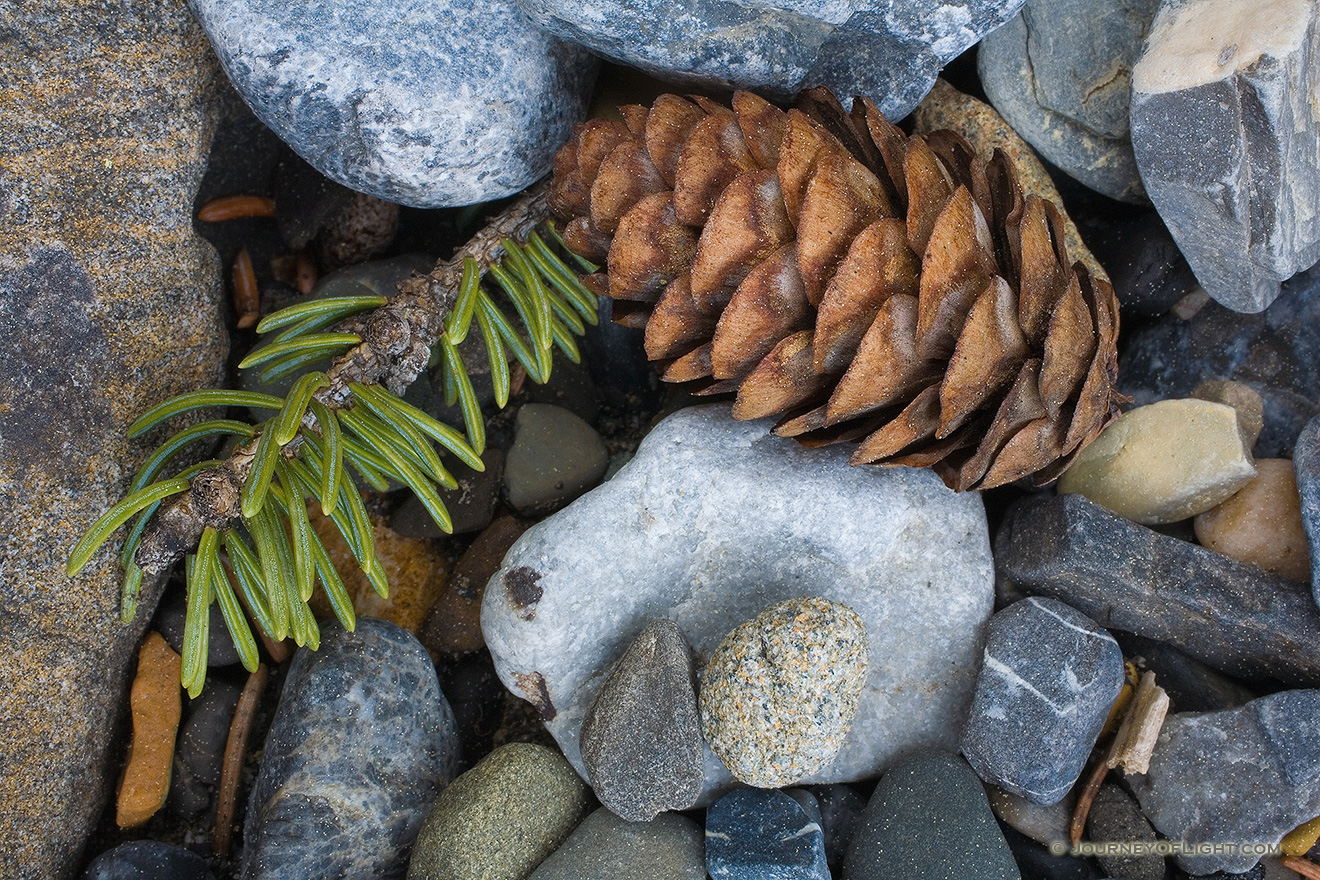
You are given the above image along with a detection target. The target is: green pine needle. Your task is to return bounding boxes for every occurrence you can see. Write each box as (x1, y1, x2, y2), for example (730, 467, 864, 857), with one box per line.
(237, 333, 361, 371)
(308, 401, 344, 515)
(240, 421, 281, 519)
(66, 476, 192, 576)
(128, 390, 282, 438)
(274, 372, 329, 445)
(254, 295, 387, 334)
(130, 420, 256, 494)
(212, 555, 260, 673)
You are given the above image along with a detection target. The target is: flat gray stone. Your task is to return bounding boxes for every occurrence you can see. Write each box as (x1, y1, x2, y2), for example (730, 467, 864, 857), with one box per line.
(189, 0, 598, 207)
(517, 0, 1026, 121)
(995, 493, 1320, 685)
(1129, 690, 1320, 874)
(503, 403, 608, 516)
(483, 405, 994, 804)
(241, 619, 459, 879)
(961, 598, 1124, 805)
(979, 0, 1156, 202)
(1129, 0, 1320, 312)
(1297, 414, 1320, 608)
(580, 619, 704, 821)
(529, 808, 705, 880)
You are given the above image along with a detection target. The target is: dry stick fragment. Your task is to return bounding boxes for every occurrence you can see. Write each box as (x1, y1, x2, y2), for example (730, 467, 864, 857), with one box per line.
(1283, 856, 1320, 879)
(198, 195, 278, 222)
(1070, 756, 1110, 847)
(232, 248, 260, 329)
(214, 662, 269, 859)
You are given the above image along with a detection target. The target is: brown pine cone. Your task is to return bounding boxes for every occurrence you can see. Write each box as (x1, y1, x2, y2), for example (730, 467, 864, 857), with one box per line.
(548, 88, 1122, 491)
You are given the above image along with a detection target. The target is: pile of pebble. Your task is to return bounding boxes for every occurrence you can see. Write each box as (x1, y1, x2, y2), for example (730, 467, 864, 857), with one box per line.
(6, 0, 1320, 879)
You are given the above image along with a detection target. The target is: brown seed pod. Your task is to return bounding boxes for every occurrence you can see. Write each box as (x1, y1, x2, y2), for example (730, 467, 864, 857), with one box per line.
(198, 194, 277, 222)
(231, 248, 260, 329)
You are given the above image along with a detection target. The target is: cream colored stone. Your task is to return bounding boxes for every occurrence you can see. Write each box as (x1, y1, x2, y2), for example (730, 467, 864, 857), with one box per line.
(1193, 459, 1312, 583)
(1191, 380, 1264, 451)
(1057, 399, 1257, 524)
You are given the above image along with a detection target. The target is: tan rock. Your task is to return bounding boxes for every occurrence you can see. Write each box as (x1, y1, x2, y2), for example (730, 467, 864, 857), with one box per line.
(420, 515, 529, 656)
(116, 633, 182, 828)
(1057, 399, 1257, 524)
(1194, 459, 1312, 583)
(1191, 380, 1264, 452)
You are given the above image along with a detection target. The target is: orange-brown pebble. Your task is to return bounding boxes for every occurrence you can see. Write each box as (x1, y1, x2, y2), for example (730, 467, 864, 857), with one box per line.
(1194, 458, 1312, 583)
(197, 194, 277, 222)
(420, 515, 529, 656)
(232, 248, 259, 329)
(116, 632, 182, 828)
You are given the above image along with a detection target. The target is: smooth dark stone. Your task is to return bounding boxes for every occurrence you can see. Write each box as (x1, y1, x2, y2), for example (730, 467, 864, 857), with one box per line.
(155, 588, 241, 668)
(1112, 633, 1256, 713)
(962, 598, 1124, 805)
(528, 808, 706, 880)
(999, 825, 1102, 880)
(995, 493, 1320, 685)
(581, 296, 660, 407)
(241, 618, 459, 879)
(1296, 414, 1320, 607)
(1084, 785, 1164, 880)
(1128, 690, 1320, 875)
(1088, 212, 1200, 316)
(82, 841, 214, 880)
(1118, 262, 1320, 458)
(843, 750, 1020, 880)
(579, 619, 703, 821)
(502, 404, 608, 515)
(706, 787, 829, 880)
(808, 784, 866, 870)
(168, 679, 244, 821)
(525, 354, 601, 426)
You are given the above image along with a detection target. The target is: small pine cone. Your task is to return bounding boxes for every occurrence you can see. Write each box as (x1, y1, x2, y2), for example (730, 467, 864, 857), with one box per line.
(549, 88, 1123, 490)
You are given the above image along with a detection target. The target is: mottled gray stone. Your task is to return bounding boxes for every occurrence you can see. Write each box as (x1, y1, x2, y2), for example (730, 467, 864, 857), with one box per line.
(529, 808, 705, 880)
(1085, 785, 1164, 880)
(979, 0, 1156, 202)
(843, 750, 1020, 880)
(1118, 262, 1320, 459)
(1129, 690, 1320, 874)
(503, 404, 608, 516)
(995, 493, 1320, 685)
(961, 598, 1123, 804)
(241, 618, 459, 879)
(1297, 414, 1320, 608)
(483, 405, 994, 804)
(579, 619, 703, 821)
(82, 841, 214, 880)
(408, 743, 591, 880)
(517, 0, 1026, 121)
(189, 0, 598, 208)
(1129, 0, 1320, 312)
(168, 679, 244, 820)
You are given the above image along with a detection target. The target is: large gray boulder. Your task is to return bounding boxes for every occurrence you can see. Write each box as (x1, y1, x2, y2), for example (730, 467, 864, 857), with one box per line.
(482, 405, 994, 803)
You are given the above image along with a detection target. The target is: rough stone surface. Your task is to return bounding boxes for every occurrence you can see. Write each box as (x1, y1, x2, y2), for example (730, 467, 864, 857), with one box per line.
(528, 808, 705, 880)
(579, 619, 704, 821)
(503, 404, 608, 516)
(962, 598, 1123, 805)
(407, 743, 591, 880)
(1085, 784, 1163, 880)
(706, 787, 830, 880)
(1129, 690, 1320, 874)
(701, 598, 869, 788)
(1129, 0, 1320, 312)
(242, 619, 459, 879)
(483, 405, 994, 803)
(1056, 399, 1257, 524)
(995, 493, 1320, 685)
(516, 0, 1026, 121)
(82, 841, 214, 880)
(1119, 262, 1320, 459)
(189, 0, 598, 207)
(843, 750, 1020, 880)
(0, 4, 227, 875)
(116, 633, 183, 828)
(1296, 414, 1320, 607)
(978, 0, 1156, 202)
(1194, 459, 1311, 583)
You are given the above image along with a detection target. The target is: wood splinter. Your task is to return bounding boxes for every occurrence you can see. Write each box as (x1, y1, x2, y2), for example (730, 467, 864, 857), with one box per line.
(214, 662, 268, 859)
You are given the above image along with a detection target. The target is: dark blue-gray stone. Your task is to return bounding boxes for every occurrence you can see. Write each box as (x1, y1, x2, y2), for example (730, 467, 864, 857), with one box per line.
(515, 0, 1025, 120)
(1128, 689, 1320, 874)
(169, 679, 244, 820)
(842, 750, 1020, 880)
(528, 808, 705, 880)
(1296, 414, 1320, 608)
(961, 598, 1123, 804)
(996, 493, 1320, 685)
(1087, 211, 1200, 316)
(978, 0, 1156, 202)
(188, 0, 598, 207)
(1118, 262, 1320, 459)
(240, 618, 459, 879)
(82, 841, 213, 880)
(807, 784, 865, 870)
(1128, 0, 1320, 312)
(1112, 633, 1256, 713)
(706, 787, 829, 880)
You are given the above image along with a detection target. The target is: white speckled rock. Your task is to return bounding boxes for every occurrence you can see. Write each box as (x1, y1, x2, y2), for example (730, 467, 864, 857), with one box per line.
(189, 0, 598, 207)
(482, 405, 994, 803)
(700, 598, 868, 788)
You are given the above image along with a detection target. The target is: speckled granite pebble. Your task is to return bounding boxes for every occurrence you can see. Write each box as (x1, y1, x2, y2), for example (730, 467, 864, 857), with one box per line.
(580, 619, 703, 821)
(528, 808, 705, 880)
(408, 743, 591, 880)
(241, 618, 459, 879)
(701, 597, 868, 788)
(706, 787, 829, 880)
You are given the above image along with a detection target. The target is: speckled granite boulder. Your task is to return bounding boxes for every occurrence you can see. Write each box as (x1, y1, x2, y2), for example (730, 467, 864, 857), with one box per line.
(241, 619, 459, 879)
(189, 0, 598, 207)
(1129, 0, 1320, 312)
(483, 405, 993, 804)
(516, 0, 1026, 120)
(0, 4, 227, 876)
(1129, 690, 1320, 874)
(961, 598, 1124, 805)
